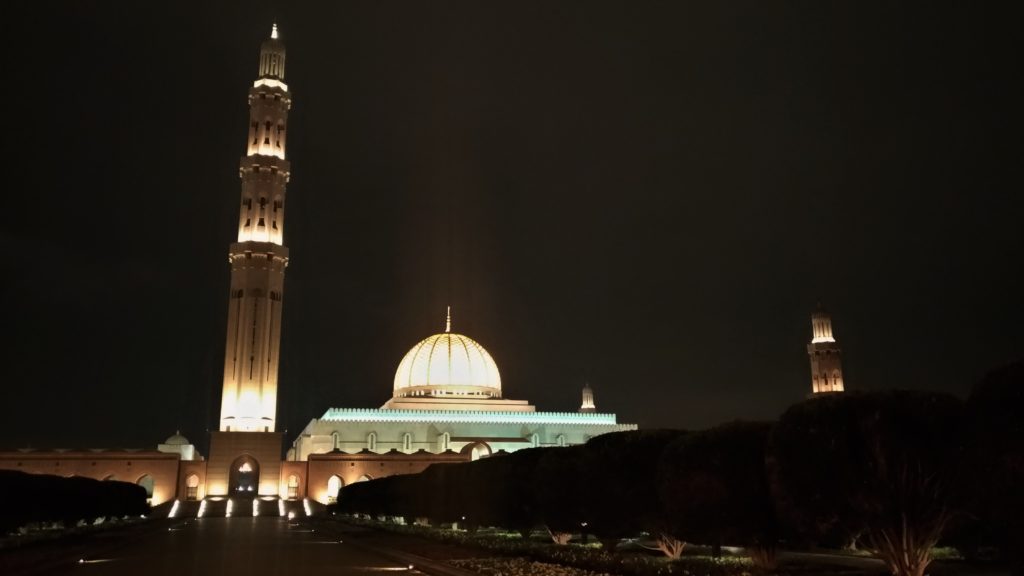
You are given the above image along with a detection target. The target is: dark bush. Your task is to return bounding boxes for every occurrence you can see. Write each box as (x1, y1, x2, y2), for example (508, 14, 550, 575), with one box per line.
(0, 470, 149, 534)
(960, 361, 1024, 568)
(769, 391, 964, 576)
(659, 421, 777, 566)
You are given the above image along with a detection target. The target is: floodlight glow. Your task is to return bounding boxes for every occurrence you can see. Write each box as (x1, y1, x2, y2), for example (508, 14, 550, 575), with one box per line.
(169, 499, 180, 518)
(253, 78, 288, 92)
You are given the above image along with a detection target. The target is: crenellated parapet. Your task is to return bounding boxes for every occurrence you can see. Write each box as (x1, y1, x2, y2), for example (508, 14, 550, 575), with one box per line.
(320, 407, 626, 425)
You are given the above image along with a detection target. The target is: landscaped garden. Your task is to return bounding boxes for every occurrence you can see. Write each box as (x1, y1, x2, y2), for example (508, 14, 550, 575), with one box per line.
(330, 362, 1023, 576)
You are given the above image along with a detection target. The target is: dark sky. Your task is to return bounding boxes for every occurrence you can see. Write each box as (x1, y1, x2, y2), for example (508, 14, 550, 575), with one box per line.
(3, 2, 1021, 450)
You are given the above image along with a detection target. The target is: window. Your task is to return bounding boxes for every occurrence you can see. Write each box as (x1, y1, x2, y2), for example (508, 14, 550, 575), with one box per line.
(186, 474, 200, 500)
(367, 432, 377, 451)
(287, 474, 299, 499)
(403, 433, 412, 452)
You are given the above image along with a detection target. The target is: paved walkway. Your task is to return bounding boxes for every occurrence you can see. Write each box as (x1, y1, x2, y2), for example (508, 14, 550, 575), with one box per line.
(20, 518, 425, 576)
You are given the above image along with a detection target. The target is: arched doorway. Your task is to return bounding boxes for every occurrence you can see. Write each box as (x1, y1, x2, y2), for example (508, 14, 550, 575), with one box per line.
(326, 475, 343, 504)
(137, 474, 155, 503)
(229, 455, 260, 494)
(356, 474, 372, 483)
(461, 442, 492, 461)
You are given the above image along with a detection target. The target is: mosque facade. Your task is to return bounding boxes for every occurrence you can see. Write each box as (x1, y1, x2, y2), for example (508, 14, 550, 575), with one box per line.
(0, 26, 635, 515)
(0, 26, 845, 516)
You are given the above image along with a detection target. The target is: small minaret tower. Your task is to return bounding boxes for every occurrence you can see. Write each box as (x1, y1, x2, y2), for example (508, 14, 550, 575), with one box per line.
(219, 24, 292, 432)
(580, 383, 596, 413)
(807, 305, 844, 394)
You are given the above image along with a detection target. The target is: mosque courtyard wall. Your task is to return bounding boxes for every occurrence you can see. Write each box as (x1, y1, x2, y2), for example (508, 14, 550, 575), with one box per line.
(0, 450, 181, 506)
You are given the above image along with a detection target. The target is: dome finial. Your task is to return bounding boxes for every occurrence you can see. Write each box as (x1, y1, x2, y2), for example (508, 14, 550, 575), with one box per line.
(445, 306, 451, 333)
(271, 22, 279, 40)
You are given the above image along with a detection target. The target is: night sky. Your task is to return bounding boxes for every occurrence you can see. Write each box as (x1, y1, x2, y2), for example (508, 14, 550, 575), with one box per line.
(3, 2, 1021, 450)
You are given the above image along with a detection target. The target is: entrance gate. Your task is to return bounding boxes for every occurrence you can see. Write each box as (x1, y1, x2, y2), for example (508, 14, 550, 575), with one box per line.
(229, 455, 260, 494)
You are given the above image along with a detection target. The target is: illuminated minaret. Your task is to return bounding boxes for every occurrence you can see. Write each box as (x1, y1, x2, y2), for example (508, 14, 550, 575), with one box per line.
(807, 305, 844, 394)
(580, 383, 596, 413)
(219, 24, 291, 432)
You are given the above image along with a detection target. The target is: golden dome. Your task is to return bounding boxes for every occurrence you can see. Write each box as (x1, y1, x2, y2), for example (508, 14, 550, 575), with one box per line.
(393, 311, 502, 399)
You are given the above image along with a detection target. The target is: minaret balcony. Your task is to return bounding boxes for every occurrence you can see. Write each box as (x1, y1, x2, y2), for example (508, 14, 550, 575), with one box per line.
(229, 242, 289, 264)
(240, 155, 290, 175)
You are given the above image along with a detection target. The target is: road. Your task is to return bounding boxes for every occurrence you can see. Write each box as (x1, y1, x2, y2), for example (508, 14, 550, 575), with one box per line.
(34, 518, 431, 576)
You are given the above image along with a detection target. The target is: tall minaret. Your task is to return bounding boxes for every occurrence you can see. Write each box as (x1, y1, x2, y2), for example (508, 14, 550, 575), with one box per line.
(807, 305, 844, 394)
(219, 24, 292, 432)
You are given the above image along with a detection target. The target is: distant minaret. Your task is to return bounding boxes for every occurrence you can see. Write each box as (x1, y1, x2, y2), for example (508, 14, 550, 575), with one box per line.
(219, 24, 292, 432)
(807, 305, 844, 394)
(580, 383, 596, 413)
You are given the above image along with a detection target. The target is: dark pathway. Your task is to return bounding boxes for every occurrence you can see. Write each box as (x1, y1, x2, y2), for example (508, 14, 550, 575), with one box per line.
(41, 518, 417, 575)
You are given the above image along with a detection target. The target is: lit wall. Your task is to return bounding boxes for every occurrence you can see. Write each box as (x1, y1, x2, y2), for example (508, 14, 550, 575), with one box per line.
(0, 450, 182, 506)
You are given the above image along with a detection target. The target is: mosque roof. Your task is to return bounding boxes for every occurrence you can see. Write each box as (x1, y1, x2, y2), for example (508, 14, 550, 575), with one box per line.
(392, 308, 502, 399)
(163, 431, 190, 446)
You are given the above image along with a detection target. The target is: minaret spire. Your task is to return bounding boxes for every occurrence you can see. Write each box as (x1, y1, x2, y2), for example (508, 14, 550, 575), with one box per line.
(807, 305, 845, 395)
(445, 306, 451, 333)
(219, 25, 293, 433)
(580, 383, 596, 413)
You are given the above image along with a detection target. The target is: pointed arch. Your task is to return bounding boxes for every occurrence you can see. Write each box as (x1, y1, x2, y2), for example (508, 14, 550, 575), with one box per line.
(136, 474, 155, 499)
(326, 475, 343, 504)
(185, 474, 200, 500)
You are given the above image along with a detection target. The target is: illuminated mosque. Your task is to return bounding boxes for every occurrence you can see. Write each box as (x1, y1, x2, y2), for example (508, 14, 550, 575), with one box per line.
(0, 26, 841, 517)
